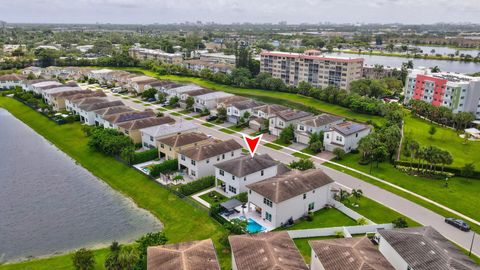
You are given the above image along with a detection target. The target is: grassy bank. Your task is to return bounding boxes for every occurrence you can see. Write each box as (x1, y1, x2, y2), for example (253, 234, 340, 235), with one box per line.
(339, 49, 480, 62)
(0, 97, 229, 269)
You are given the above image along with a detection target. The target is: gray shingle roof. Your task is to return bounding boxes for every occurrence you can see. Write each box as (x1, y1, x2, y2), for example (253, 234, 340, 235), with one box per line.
(103, 110, 156, 124)
(229, 100, 264, 110)
(246, 169, 334, 203)
(117, 116, 175, 131)
(157, 132, 209, 148)
(93, 106, 134, 117)
(178, 139, 242, 161)
(332, 121, 370, 136)
(276, 109, 312, 121)
(378, 226, 479, 270)
(79, 100, 124, 111)
(301, 113, 344, 127)
(309, 237, 395, 270)
(147, 239, 220, 270)
(214, 154, 278, 177)
(229, 231, 308, 270)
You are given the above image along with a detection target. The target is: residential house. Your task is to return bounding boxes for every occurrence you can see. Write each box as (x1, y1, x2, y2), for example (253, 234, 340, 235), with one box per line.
(117, 116, 175, 144)
(309, 237, 394, 270)
(141, 121, 198, 149)
(377, 226, 479, 270)
(229, 231, 308, 270)
(128, 76, 159, 93)
(216, 96, 250, 109)
(92, 106, 134, 127)
(102, 110, 156, 129)
(64, 91, 107, 113)
(0, 74, 26, 89)
(147, 239, 221, 270)
(324, 121, 371, 153)
(22, 66, 42, 78)
(245, 169, 334, 228)
(249, 104, 289, 131)
(144, 80, 181, 93)
(87, 69, 113, 83)
(157, 132, 210, 160)
(178, 139, 243, 180)
(182, 59, 234, 74)
(226, 100, 263, 124)
(193, 92, 234, 113)
(42, 86, 83, 108)
(214, 154, 282, 197)
(77, 99, 125, 125)
(295, 114, 344, 145)
(29, 81, 63, 95)
(269, 109, 313, 136)
(47, 89, 91, 111)
(128, 47, 183, 65)
(179, 88, 215, 107)
(163, 84, 203, 100)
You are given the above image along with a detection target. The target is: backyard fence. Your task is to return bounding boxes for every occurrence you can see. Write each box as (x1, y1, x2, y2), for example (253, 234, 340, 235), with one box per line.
(287, 223, 394, 239)
(329, 200, 375, 225)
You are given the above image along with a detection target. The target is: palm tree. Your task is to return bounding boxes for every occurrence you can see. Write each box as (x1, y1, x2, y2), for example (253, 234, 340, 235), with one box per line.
(351, 189, 363, 205)
(104, 242, 121, 270)
(118, 246, 140, 270)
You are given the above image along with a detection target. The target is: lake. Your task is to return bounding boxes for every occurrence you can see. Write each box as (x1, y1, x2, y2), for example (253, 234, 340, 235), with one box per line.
(0, 108, 162, 262)
(328, 52, 480, 74)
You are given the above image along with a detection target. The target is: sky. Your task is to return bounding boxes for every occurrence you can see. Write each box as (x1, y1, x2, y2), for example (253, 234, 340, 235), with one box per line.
(1, 0, 480, 25)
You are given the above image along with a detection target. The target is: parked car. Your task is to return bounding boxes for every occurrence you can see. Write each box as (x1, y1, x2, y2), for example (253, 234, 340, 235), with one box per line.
(206, 115, 217, 122)
(445, 218, 470, 231)
(147, 98, 156, 102)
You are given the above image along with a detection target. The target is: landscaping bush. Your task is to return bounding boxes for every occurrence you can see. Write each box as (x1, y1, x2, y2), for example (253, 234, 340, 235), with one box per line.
(176, 176, 215, 196)
(131, 148, 158, 164)
(87, 127, 134, 156)
(149, 159, 178, 177)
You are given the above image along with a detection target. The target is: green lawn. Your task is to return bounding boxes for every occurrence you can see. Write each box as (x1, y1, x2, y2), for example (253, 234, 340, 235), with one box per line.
(121, 97, 130, 99)
(219, 128, 236, 134)
(202, 122, 215, 128)
(178, 109, 192, 114)
(263, 142, 283, 150)
(199, 191, 229, 206)
(169, 112, 181, 116)
(143, 103, 152, 106)
(272, 139, 292, 147)
(403, 113, 480, 168)
(184, 117, 194, 120)
(157, 107, 167, 111)
(293, 152, 311, 159)
(325, 154, 480, 232)
(0, 97, 230, 270)
(285, 208, 357, 231)
(219, 125, 244, 134)
(132, 100, 142, 103)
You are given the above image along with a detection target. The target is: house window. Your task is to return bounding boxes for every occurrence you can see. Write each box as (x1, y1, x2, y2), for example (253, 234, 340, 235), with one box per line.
(244, 177, 247, 181)
(264, 198, 273, 207)
(303, 194, 306, 199)
(191, 170, 196, 176)
(231, 151, 234, 157)
(265, 212, 272, 222)
(228, 186, 237, 194)
(356, 133, 358, 138)
(222, 154, 225, 159)
(336, 136, 342, 142)
(206, 159, 210, 164)
(326, 134, 329, 139)
(217, 156, 220, 161)
(160, 144, 164, 149)
(181, 155, 185, 161)
(125, 130, 129, 135)
(249, 190, 251, 194)
(261, 170, 264, 176)
(191, 160, 196, 165)
(219, 170, 224, 176)
(308, 202, 315, 211)
(232, 175, 235, 180)
(150, 136, 154, 141)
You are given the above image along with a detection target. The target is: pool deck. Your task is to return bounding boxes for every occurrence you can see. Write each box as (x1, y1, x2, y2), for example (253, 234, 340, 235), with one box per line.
(222, 204, 275, 232)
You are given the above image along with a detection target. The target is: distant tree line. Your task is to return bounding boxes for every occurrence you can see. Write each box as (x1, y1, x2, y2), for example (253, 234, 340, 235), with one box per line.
(407, 99, 475, 130)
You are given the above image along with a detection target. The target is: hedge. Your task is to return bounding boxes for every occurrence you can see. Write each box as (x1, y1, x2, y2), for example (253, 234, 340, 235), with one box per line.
(132, 147, 158, 164)
(150, 159, 178, 177)
(393, 160, 480, 179)
(176, 176, 215, 196)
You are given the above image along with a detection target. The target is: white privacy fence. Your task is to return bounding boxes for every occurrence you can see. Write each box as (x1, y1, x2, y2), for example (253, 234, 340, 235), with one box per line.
(328, 200, 375, 225)
(287, 223, 394, 239)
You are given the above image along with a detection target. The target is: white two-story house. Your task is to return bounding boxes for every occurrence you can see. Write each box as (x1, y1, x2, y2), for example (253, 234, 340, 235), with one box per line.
(269, 109, 313, 136)
(77, 99, 125, 125)
(249, 104, 289, 132)
(225, 100, 263, 124)
(0, 74, 26, 89)
(294, 114, 344, 145)
(178, 139, 243, 180)
(324, 121, 371, 153)
(214, 154, 282, 197)
(193, 92, 234, 113)
(245, 169, 334, 229)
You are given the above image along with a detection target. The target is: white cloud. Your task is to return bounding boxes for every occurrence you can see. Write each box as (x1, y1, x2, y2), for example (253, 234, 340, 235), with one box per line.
(1, 0, 479, 24)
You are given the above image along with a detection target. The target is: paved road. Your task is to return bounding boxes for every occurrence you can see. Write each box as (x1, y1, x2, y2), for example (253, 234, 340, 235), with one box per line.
(107, 92, 480, 257)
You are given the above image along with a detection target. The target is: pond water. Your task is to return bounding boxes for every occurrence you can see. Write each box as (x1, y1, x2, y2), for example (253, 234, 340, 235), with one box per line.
(0, 108, 162, 262)
(328, 52, 480, 74)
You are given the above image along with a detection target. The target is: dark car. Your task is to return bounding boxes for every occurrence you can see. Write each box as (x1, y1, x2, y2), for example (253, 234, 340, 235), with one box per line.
(206, 115, 218, 122)
(445, 218, 470, 232)
(147, 98, 156, 102)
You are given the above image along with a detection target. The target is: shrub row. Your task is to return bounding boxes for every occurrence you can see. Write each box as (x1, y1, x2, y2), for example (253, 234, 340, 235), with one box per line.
(176, 176, 215, 196)
(393, 160, 480, 179)
(132, 148, 158, 164)
(150, 159, 178, 177)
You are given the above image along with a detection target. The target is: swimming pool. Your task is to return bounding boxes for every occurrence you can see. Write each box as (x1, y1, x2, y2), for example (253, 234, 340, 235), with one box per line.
(238, 216, 266, 233)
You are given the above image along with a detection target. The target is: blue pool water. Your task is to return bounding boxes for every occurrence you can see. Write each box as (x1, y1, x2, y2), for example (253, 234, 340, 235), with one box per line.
(238, 217, 266, 233)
